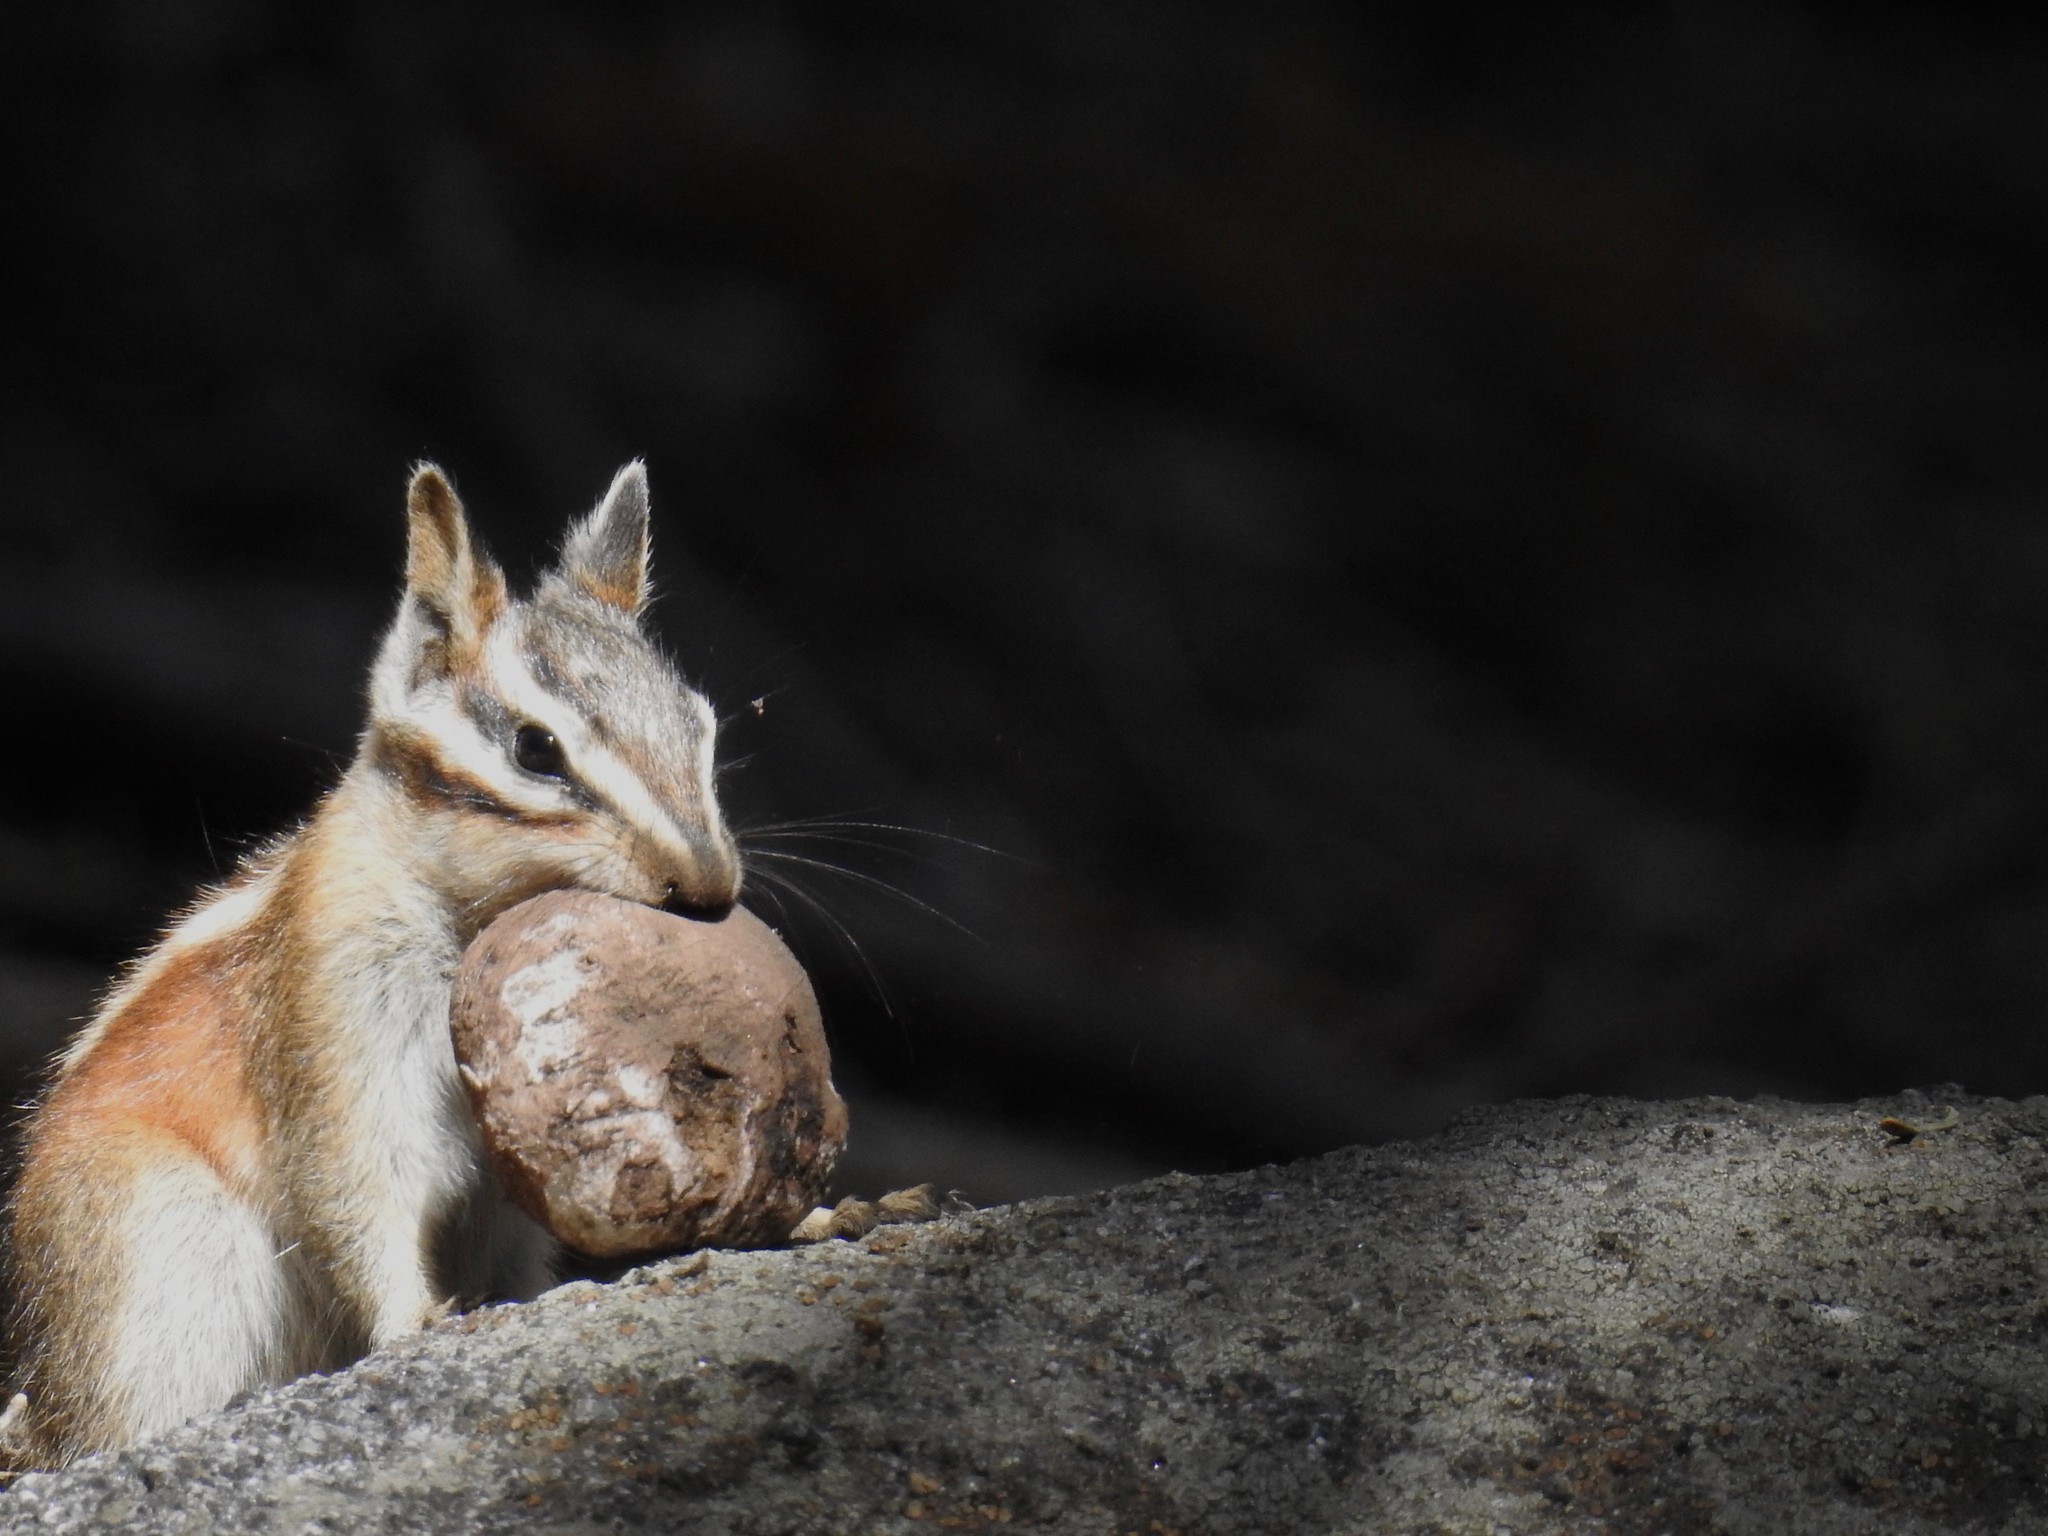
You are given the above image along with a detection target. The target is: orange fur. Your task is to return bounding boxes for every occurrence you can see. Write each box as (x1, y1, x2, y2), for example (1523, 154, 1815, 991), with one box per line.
(48, 939, 269, 1200)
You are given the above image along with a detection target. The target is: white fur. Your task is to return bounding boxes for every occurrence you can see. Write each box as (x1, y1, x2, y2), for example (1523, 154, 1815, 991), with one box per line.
(108, 1160, 293, 1443)
(168, 874, 276, 952)
(694, 696, 722, 833)
(308, 810, 506, 1343)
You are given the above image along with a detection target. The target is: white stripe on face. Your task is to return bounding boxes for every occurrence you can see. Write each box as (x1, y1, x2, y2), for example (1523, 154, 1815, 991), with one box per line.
(399, 685, 565, 820)
(364, 604, 563, 821)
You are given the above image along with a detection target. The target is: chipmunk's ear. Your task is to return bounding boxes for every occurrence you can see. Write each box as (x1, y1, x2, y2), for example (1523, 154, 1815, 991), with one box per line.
(404, 463, 506, 667)
(558, 460, 651, 618)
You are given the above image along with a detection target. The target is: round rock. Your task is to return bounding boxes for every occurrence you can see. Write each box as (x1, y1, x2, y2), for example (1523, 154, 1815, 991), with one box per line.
(449, 891, 848, 1259)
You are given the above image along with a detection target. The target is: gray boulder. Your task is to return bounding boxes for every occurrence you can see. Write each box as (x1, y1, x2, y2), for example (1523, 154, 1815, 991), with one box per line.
(3, 1092, 2044, 1534)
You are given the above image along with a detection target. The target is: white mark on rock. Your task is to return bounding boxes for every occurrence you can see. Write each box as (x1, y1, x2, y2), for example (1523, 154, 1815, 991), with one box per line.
(614, 1061, 666, 1110)
(501, 948, 593, 1077)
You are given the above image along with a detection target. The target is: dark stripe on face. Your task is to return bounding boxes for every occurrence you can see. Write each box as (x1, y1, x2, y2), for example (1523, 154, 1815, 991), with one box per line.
(370, 726, 578, 826)
(523, 639, 618, 744)
(460, 685, 514, 744)
(523, 643, 584, 711)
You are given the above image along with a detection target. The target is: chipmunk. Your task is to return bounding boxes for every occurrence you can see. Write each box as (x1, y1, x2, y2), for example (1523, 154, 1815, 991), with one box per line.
(3, 461, 740, 1466)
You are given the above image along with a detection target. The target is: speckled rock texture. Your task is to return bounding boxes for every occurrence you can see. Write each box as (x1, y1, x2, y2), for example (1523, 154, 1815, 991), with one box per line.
(450, 892, 847, 1257)
(4, 1092, 2046, 1534)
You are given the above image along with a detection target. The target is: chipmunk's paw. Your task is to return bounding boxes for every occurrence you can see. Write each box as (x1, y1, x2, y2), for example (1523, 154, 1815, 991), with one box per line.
(788, 1184, 960, 1243)
(420, 1292, 486, 1329)
(0, 1391, 38, 1479)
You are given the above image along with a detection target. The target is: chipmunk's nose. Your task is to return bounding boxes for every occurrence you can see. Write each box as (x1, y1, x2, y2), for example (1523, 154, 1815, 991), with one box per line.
(660, 882, 734, 922)
(657, 833, 741, 920)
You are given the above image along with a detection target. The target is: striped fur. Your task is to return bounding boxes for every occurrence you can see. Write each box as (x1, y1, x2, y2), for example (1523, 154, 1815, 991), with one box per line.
(5, 462, 738, 1465)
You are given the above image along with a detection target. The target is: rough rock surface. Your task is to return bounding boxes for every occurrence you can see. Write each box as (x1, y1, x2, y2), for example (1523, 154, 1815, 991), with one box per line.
(451, 892, 846, 1257)
(5, 1092, 2046, 1534)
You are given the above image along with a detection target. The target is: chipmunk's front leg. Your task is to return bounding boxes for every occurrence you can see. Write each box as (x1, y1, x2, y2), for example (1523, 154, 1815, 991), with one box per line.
(365, 1224, 445, 1343)
(350, 1177, 553, 1339)
(334, 1096, 554, 1340)
(316, 1106, 468, 1345)
(319, 1181, 444, 1348)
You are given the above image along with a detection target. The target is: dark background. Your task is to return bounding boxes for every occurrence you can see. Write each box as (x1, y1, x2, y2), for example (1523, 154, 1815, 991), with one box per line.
(3, 4, 2046, 1205)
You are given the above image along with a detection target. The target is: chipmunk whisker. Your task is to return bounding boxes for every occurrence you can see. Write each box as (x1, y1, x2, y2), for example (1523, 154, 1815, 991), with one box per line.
(733, 814, 1023, 863)
(742, 863, 901, 1027)
(740, 846, 982, 942)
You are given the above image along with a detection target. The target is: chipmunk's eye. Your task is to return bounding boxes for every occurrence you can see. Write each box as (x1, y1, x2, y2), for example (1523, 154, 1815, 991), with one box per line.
(514, 724, 567, 779)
